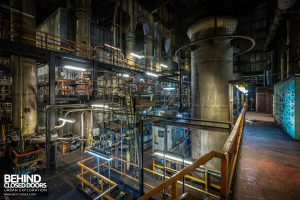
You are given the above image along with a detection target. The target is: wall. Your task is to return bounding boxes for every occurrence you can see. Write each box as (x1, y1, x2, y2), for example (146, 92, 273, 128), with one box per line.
(273, 75, 300, 140)
(37, 7, 68, 49)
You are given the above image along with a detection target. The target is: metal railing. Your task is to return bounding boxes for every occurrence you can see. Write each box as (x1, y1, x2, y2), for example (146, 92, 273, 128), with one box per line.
(0, 19, 162, 72)
(139, 104, 247, 200)
(77, 157, 117, 200)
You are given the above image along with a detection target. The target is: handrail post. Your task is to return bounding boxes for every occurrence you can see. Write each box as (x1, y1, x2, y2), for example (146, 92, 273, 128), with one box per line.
(220, 155, 228, 199)
(171, 181, 178, 199)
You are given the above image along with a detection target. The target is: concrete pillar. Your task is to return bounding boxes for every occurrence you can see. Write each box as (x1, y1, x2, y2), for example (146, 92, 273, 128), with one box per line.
(144, 34, 153, 70)
(125, 32, 135, 65)
(187, 17, 237, 170)
(75, 0, 91, 46)
(11, 0, 37, 136)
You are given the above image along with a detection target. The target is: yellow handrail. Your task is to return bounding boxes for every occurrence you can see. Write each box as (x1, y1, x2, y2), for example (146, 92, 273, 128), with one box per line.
(76, 157, 117, 200)
(139, 104, 247, 200)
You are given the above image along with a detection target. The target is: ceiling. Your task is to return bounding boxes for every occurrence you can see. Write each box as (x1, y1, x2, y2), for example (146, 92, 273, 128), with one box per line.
(137, 0, 264, 29)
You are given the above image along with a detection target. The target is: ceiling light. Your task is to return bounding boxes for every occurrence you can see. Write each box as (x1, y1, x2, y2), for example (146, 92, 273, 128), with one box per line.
(118, 73, 130, 78)
(130, 53, 144, 59)
(64, 65, 86, 71)
(92, 104, 109, 108)
(161, 64, 168, 68)
(235, 85, 248, 94)
(146, 72, 159, 77)
(58, 117, 75, 123)
(163, 87, 175, 91)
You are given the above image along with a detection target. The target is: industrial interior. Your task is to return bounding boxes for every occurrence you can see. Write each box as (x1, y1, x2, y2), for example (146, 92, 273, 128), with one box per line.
(0, 0, 300, 199)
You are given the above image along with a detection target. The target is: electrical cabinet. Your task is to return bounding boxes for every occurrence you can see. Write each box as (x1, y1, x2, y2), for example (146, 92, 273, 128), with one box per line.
(152, 125, 188, 155)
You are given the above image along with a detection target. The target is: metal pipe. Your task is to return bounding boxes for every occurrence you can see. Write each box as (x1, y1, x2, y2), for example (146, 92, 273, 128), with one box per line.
(113, 0, 118, 46)
(286, 19, 290, 77)
(45, 104, 87, 170)
(81, 112, 85, 138)
(93, 184, 117, 200)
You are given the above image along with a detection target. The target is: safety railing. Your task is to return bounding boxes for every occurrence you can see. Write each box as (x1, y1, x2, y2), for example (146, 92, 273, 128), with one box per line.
(77, 157, 117, 200)
(9, 148, 45, 173)
(139, 104, 247, 200)
(0, 19, 162, 72)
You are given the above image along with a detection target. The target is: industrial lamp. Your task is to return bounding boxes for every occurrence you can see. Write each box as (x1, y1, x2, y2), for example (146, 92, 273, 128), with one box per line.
(56, 117, 75, 129)
(117, 73, 130, 78)
(161, 64, 168, 68)
(235, 85, 248, 94)
(58, 117, 75, 123)
(130, 52, 144, 59)
(153, 151, 193, 165)
(146, 72, 159, 77)
(91, 104, 109, 108)
(64, 65, 86, 71)
(163, 86, 175, 90)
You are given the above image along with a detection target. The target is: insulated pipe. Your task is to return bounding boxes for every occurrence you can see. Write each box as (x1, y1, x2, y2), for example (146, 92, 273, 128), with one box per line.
(144, 34, 153, 70)
(55, 120, 66, 129)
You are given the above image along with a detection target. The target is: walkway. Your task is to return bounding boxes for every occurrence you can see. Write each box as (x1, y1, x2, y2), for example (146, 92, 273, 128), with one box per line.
(234, 112, 300, 200)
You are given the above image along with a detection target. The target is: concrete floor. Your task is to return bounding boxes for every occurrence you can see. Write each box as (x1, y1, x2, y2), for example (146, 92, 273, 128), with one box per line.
(234, 112, 300, 200)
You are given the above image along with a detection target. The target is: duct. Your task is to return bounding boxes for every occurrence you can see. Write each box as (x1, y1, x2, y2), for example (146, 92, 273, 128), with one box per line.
(75, 0, 91, 47)
(264, 10, 284, 51)
(264, 0, 296, 51)
(1, 4, 34, 18)
(144, 34, 153, 70)
(164, 38, 172, 70)
(113, 0, 118, 46)
(142, 20, 153, 69)
(153, 22, 162, 71)
(188, 16, 237, 170)
(125, 32, 135, 64)
(143, 21, 150, 36)
(164, 38, 171, 54)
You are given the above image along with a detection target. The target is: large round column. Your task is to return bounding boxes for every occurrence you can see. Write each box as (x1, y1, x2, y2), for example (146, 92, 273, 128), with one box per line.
(11, 0, 37, 136)
(187, 17, 237, 169)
